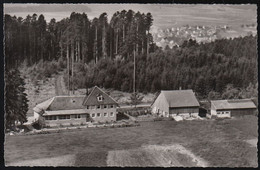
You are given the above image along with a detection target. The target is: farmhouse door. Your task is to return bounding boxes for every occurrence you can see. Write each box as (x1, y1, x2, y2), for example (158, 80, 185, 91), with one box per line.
(86, 114, 91, 122)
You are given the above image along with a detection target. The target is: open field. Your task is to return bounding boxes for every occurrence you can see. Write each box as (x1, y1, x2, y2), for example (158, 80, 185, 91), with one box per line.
(5, 115, 257, 167)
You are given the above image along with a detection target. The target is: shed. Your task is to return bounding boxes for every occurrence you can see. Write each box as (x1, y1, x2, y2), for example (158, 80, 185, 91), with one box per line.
(211, 99, 257, 118)
(151, 89, 200, 117)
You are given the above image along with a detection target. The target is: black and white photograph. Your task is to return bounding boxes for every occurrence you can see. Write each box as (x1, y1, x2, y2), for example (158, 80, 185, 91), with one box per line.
(3, 3, 258, 167)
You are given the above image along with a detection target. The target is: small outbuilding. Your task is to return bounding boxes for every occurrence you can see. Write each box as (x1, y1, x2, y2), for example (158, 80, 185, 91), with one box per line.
(211, 99, 257, 118)
(151, 89, 200, 118)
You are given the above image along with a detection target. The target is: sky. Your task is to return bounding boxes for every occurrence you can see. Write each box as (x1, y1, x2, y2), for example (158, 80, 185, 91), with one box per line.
(4, 4, 257, 29)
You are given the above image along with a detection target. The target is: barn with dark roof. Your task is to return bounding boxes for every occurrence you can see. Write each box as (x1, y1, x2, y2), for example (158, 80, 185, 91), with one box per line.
(151, 89, 200, 117)
(33, 86, 119, 127)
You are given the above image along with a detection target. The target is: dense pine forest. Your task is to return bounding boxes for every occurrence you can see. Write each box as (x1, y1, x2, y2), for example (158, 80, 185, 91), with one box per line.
(4, 10, 258, 128)
(72, 35, 257, 100)
(4, 10, 154, 128)
(5, 10, 154, 68)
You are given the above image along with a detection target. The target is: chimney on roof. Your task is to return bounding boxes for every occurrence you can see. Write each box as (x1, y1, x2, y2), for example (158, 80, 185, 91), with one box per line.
(179, 86, 182, 90)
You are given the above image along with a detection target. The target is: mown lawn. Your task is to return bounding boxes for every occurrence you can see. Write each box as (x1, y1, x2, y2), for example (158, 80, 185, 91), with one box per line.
(5, 115, 257, 167)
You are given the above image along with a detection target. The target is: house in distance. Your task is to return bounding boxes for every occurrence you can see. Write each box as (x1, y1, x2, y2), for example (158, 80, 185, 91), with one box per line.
(210, 99, 257, 118)
(33, 86, 119, 127)
(151, 89, 200, 118)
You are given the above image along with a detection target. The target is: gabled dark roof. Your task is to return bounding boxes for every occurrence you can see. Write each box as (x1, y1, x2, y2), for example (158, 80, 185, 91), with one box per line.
(33, 96, 86, 113)
(82, 86, 118, 106)
(161, 89, 200, 108)
(33, 86, 118, 113)
(47, 96, 86, 111)
(211, 99, 257, 110)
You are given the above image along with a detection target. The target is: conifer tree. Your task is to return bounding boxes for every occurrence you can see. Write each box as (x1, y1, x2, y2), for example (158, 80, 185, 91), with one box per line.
(5, 68, 28, 130)
(130, 92, 144, 108)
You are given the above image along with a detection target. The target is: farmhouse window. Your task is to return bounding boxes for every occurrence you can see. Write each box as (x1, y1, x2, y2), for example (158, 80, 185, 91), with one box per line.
(110, 105, 114, 108)
(91, 113, 96, 117)
(87, 106, 89, 109)
(97, 95, 104, 101)
(59, 115, 70, 120)
(45, 116, 57, 120)
(97, 113, 101, 117)
(104, 113, 107, 117)
(97, 105, 101, 109)
(74, 114, 81, 119)
(110, 112, 114, 117)
(104, 105, 107, 108)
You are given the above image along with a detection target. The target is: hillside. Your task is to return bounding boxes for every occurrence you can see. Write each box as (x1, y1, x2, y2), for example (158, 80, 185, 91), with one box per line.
(5, 11, 257, 121)
(17, 34, 257, 119)
(5, 116, 258, 167)
(20, 72, 56, 117)
(68, 35, 257, 100)
(19, 61, 155, 117)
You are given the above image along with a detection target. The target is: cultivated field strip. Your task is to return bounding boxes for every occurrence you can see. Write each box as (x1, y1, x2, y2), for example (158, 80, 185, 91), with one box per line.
(107, 144, 208, 167)
(6, 154, 76, 167)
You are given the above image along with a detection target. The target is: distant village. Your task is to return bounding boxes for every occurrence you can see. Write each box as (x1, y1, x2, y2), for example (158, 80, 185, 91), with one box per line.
(152, 23, 257, 49)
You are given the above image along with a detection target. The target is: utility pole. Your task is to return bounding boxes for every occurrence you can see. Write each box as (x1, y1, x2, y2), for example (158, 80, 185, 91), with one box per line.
(67, 41, 70, 95)
(115, 28, 118, 55)
(147, 35, 149, 56)
(110, 29, 112, 58)
(95, 26, 98, 64)
(71, 41, 75, 95)
(133, 45, 136, 93)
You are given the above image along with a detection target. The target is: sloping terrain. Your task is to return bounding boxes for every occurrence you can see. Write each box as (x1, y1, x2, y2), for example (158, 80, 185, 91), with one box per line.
(23, 76, 56, 117)
(107, 144, 208, 167)
(5, 116, 258, 167)
(7, 154, 75, 167)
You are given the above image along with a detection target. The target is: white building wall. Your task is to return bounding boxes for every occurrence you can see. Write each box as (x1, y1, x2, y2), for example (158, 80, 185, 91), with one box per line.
(34, 111, 41, 121)
(211, 109, 217, 116)
(216, 111, 231, 118)
(151, 93, 169, 116)
(211, 102, 231, 118)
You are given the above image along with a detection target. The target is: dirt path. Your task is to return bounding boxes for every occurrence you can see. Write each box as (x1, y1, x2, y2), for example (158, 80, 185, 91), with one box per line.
(55, 74, 67, 96)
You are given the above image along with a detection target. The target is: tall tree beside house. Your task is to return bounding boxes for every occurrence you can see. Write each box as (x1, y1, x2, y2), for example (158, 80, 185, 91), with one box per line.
(99, 13, 108, 58)
(110, 11, 120, 56)
(37, 14, 47, 61)
(5, 68, 28, 131)
(130, 92, 144, 108)
(81, 13, 91, 63)
(89, 17, 98, 64)
(145, 12, 153, 55)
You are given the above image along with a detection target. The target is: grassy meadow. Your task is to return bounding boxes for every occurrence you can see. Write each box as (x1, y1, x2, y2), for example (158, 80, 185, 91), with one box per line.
(5, 115, 257, 167)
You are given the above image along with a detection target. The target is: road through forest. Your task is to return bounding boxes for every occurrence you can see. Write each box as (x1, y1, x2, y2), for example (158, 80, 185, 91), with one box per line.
(55, 74, 67, 96)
